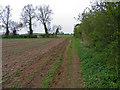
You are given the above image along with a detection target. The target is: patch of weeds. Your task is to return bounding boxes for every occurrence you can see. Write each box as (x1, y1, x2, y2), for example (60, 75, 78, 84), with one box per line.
(53, 51, 57, 55)
(12, 82, 22, 88)
(9, 78, 14, 82)
(41, 57, 63, 88)
(78, 78, 83, 81)
(41, 76, 53, 88)
(56, 57, 63, 61)
(68, 78, 72, 81)
(13, 70, 20, 75)
(46, 69, 56, 75)
(5, 74, 10, 78)
(43, 58, 50, 65)
(43, 61, 47, 65)
(67, 72, 72, 76)
(24, 60, 28, 66)
(1, 80, 6, 83)
(67, 39, 73, 58)
(4, 74, 14, 82)
(67, 39, 73, 65)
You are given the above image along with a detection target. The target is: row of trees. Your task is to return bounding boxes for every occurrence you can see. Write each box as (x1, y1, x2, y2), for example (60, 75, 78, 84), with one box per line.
(0, 4, 62, 37)
(74, 1, 119, 88)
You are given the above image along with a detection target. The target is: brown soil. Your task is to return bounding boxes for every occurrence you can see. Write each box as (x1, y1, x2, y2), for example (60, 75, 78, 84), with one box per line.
(2, 38, 67, 88)
(2, 38, 84, 88)
(25, 39, 67, 88)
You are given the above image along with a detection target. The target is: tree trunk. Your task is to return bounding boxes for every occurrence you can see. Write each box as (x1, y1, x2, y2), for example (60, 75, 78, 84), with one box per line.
(43, 22, 49, 37)
(55, 28, 59, 37)
(13, 28, 17, 35)
(29, 17, 33, 35)
(5, 24, 9, 35)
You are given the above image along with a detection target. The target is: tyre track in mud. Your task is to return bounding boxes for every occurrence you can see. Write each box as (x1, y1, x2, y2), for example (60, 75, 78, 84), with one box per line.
(50, 39, 85, 88)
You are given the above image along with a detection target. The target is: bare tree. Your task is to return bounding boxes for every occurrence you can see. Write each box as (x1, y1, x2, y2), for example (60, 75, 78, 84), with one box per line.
(9, 21, 23, 35)
(0, 6, 3, 22)
(53, 25, 62, 37)
(37, 5, 53, 37)
(0, 6, 3, 30)
(0, 5, 11, 35)
(21, 4, 36, 35)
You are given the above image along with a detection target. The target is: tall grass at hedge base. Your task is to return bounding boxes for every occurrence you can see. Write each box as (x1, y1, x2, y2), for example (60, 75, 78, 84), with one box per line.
(73, 38, 119, 88)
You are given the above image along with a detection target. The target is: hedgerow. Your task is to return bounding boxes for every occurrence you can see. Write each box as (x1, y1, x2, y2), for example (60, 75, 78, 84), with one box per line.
(74, 2, 119, 88)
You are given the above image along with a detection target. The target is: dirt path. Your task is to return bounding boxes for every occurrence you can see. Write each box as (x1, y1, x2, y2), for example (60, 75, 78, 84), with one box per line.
(50, 39, 84, 88)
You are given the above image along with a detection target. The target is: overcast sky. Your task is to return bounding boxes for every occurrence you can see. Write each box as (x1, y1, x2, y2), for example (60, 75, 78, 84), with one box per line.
(0, 0, 92, 34)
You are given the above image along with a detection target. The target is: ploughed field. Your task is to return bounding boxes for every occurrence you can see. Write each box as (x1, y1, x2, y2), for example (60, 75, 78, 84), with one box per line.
(2, 38, 67, 88)
(2, 38, 84, 88)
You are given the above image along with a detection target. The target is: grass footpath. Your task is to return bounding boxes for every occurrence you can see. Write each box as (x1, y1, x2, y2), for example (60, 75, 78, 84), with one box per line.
(66, 39, 72, 76)
(74, 38, 119, 88)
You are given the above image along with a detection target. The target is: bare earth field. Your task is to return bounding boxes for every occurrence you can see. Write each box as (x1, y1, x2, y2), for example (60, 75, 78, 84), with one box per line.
(2, 38, 84, 88)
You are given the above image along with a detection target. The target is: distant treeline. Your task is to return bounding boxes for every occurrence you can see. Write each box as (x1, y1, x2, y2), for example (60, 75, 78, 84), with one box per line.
(74, 2, 119, 88)
(0, 4, 63, 38)
(1, 33, 72, 38)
